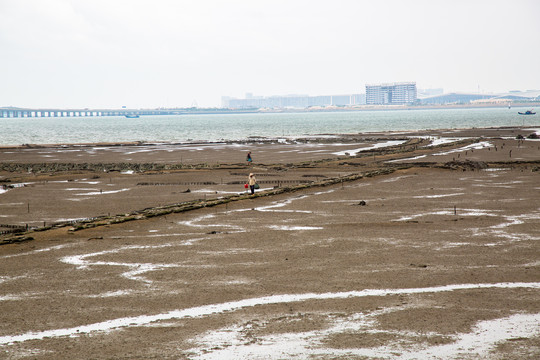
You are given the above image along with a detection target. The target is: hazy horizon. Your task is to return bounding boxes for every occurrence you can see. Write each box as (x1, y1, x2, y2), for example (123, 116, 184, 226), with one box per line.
(1, 0, 539, 109)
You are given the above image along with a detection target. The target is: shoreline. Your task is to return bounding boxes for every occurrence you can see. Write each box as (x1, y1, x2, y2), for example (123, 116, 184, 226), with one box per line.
(1, 125, 538, 150)
(2, 101, 539, 115)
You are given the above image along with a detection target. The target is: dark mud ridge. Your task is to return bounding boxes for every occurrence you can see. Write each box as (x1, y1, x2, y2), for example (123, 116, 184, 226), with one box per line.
(0, 167, 401, 245)
(0, 162, 216, 174)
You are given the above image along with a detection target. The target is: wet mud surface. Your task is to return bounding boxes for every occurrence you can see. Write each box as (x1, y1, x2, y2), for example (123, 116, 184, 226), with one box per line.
(1, 127, 539, 359)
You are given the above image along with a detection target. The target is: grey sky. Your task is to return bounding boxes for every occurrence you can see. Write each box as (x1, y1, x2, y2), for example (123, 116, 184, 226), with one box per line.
(1, 0, 539, 109)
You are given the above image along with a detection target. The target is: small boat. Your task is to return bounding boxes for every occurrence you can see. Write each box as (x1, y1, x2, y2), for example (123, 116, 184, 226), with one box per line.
(518, 110, 536, 115)
(125, 114, 140, 118)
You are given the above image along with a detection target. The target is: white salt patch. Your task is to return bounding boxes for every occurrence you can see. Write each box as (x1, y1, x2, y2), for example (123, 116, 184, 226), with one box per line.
(110, 232, 198, 239)
(472, 181, 523, 189)
(0, 275, 26, 284)
(75, 188, 130, 196)
(333, 140, 406, 156)
(413, 193, 464, 199)
(441, 242, 472, 248)
(179, 214, 244, 231)
(85, 290, 133, 298)
(380, 175, 415, 182)
(0, 292, 43, 301)
(498, 181, 523, 185)
(61, 244, 179, 283)
(434, 141, 492, 156)
(232, 195, 316, 214)
(397, 313, 540, 360)
(121, 170, 135, 174)
(0, 244, 73, 259)
(198, 248, 261, 256)
(123, 149, 155, 155)
(187, 310, 540, 360)
(1, 282, 538, 346)
(491, 212, 540, 229)
(217, 279, 253, 285)
(268, 225, 323, 231)
(482, 168, 510, 172)
(491, 217, 525, 229)
(299, 149, 331, 154)
(65, 188, 97, 191)
(387, 154, 427, 162)
(458, 209, 501, 216)
(395, 208, 499, 222)
(193, 189, 250, 195)
(277, 149, 300, 153)
(425, 137, 464, 147)
(395, 210, 453, 222)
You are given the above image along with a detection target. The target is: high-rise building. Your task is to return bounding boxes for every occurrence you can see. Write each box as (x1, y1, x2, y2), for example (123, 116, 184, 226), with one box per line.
(366, 82, 417, 105)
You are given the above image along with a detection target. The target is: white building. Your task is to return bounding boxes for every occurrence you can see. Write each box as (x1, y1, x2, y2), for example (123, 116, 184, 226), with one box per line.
(366, 82, 417, 105)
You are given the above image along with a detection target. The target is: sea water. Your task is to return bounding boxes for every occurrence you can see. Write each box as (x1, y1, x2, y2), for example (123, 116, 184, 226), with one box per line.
(0, 107, 536, 146)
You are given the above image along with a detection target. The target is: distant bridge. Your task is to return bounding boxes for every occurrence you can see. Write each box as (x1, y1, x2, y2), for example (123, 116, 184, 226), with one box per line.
(0, 108, 188, 118)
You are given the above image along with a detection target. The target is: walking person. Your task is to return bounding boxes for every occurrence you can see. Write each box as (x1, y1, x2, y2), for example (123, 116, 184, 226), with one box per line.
(248, 173, 257, 195)
(246, 151, 252, 166)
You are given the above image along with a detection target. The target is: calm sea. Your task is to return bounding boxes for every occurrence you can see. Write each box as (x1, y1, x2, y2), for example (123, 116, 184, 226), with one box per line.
(0, 107, 537, 146)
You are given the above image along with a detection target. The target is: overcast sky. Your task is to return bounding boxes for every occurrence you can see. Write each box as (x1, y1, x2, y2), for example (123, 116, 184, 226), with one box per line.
(1, 0, 539, 109)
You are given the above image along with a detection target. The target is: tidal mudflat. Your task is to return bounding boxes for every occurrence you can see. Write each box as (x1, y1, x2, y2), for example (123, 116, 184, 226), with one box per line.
(1, 127, 539, 359)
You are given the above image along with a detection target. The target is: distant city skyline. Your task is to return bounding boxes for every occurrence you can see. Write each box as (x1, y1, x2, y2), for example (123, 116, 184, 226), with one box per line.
(1, 0, 539, 109)
(3, 83, 536, 114)
(222, 85, 538, 109)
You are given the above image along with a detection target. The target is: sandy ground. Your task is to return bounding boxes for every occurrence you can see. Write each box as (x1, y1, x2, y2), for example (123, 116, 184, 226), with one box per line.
(0, 127, 539, 359)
